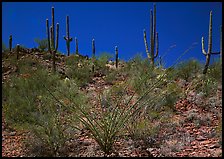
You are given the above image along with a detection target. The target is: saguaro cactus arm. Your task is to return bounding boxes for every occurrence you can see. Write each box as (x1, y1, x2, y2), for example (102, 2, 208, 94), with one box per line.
(46, 19, 51, 52)
(143, 29, 151, 59)
(155, 32, 159, 58)
(220, 25, 222, 62)
(52, 7, 55, 49)
(201, 37, 207, 55)
(55, 23, 59, 52)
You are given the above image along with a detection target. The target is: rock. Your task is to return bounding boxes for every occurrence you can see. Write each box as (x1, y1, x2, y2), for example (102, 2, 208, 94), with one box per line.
(196, 136, 206, 141)
(209, 143, 220, 149)
(9, 131, 16, 136)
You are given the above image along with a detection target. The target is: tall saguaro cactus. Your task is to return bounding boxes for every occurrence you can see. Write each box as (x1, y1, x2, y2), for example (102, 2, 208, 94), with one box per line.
(64, 15, 73, 56)
(201, 11, 221, 74)
(220, 25, 222, 63)
(9, 35, 12, 52)
(46, 6, 59, 73)
(115, 46, 118, 68)
(143, 3, 159, 66)
(92, 39, 96, 72)
(75, 37, 79, 55)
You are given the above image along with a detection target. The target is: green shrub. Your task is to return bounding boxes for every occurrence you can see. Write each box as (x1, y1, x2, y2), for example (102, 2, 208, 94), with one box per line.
(2, 42, 9, 52)
(2, 69, 60, 127)
(174, 59, 202, 81)
(207, 60, 222, 82)
(34, 38, 48, 52)
(94, 52, 113, 75)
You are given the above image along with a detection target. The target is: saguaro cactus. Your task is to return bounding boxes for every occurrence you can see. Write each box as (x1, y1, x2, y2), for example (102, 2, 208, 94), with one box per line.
(220, 25, 222, 63)
(46, 6, 59, 73)
(115, 46, 118, 68)
(75, 37, 79, 55)
(16, 44, 20, 60)
(64, 15, 73, 56)
(143, 3, 159, 66)
(9, 35, 12, 52)
(201, 11, 220, 74)
(92, 39, 96, 72)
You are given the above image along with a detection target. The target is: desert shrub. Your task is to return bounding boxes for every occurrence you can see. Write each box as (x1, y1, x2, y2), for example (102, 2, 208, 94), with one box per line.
(2, 42, 9, 52)
(3, 66, 88, 156)
(94, 52, 113, 75)
(2, 69, 60, 127)
(26, 78, 87, 157)
(65, 55, 93, 87)
(34, 38, 48, 52)
(207, 60, 222, 82)
(174, 59, 202, 81)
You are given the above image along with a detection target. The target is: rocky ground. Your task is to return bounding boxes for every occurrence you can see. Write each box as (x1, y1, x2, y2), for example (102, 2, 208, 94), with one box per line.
(2, 50, 222, 157)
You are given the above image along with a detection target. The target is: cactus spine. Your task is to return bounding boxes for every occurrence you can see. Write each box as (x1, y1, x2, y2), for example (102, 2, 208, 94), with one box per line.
(143, 3, 159, 66)
(115, 46, 118, 68)
(201, 11, 220, 74)
(46, 6, 59, 73)
(92, 39, 95, 72)
(64, 15, 73, 56)
(16, 44, 19, 60)
(75, 37, 79, 55)
(9, 35, 12, 52)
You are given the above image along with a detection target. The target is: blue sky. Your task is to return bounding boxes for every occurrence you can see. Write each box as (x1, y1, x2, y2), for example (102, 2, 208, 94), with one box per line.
(2, 2, 222, 67)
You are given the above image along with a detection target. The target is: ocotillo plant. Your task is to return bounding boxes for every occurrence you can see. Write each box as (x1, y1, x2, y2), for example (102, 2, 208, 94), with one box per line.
(75, 37, 79, 55)
(46, 8, 59, 73)
(9, 35, 12, 52)
(92, 39, 96, 73)
(143, 3, 159, 66)
(201, 11, 221, 74)
(64, 15, 73, 56)
(16, 44, 19, 60)
(115, 46, 118, 68)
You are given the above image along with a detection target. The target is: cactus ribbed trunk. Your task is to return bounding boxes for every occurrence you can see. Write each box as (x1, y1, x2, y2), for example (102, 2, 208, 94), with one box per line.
(55, 23, 59, 52)
(115, 46, 118, 68)
(92, 39, 95, 73)
(16, 44, 19, 60)
(53, 50, 56, 73)
(9, 35, 12, 52)
(46, 19, 51, 52)
(64, 15, 73, 56)
(201, 11, 221, 74)
(52, 7, 55, 50)
(220, 25, 222, 63)
(46, 6, 59, 73)
(75, 37, 78, 55)
(143, 3, 158, 67)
